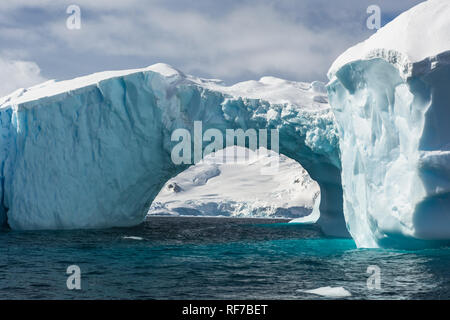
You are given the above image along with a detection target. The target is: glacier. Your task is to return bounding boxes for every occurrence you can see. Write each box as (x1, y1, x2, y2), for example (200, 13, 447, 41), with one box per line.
(327, 0, 450, 248)
(0, 63, 348, 237)
(148, 146, 320, 219)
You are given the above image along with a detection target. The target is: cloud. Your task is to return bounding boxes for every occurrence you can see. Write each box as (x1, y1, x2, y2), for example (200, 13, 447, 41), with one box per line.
(46, 2, 364, 82)
(0, 55, 47, 97)
(0, 0, 426, 89)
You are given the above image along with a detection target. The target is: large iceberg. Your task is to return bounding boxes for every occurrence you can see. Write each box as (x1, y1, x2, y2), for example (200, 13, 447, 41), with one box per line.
(2, 0, 448, 249)
(327, 0, 450, 248)
(0, 64, 348, 236)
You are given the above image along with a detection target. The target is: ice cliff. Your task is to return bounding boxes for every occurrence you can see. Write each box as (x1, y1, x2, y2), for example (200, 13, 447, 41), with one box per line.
(327, 0, 450, 248)
(0, 64, 347, 236)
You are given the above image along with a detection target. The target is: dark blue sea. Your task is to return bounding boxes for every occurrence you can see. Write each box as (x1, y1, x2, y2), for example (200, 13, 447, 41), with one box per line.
(0, 216, 449, 299)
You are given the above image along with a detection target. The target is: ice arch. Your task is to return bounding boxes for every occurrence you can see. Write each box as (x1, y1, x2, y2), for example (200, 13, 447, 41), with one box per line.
(0, 66, 349, 237)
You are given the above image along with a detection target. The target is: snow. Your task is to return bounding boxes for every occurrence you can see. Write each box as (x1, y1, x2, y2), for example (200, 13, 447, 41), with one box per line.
(328, 0, 450, 80)
(0, 62, 346, 236)
(206, 76, 329, 110)
(327, 0, 450, 248)
(148, 146, 320, 219)
(302, 287, 351, 298)
(2, 62, 328, 111)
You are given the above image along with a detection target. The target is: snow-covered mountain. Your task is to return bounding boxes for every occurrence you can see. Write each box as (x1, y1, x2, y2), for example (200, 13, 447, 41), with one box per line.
(148, 146, 320, 219)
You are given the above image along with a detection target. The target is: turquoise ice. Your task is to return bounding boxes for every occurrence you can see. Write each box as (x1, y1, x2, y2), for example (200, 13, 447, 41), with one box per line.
(0, 64, 347, 237)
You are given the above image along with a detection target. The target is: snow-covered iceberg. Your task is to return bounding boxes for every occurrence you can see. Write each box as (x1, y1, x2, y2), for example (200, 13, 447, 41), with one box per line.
(3, 1, 447, 249)
(327, 0, 450, 248)
(0, 63, 347, 236)
(148, 146, 320, 219)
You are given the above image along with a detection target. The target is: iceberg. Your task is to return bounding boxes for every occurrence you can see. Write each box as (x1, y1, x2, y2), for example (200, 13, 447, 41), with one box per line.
(327, 0, 450, 248)
(0, 63, 348, 236)
(301, 286, 351, 298)
(3, 1, 447, 249)
(148, 146, 320, 219)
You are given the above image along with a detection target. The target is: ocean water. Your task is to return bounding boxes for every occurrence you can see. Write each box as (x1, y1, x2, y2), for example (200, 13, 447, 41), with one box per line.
(0, 216, 449, 300)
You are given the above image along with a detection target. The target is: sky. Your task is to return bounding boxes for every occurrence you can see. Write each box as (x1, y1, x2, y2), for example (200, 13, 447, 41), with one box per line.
(0, 0, 426, 96)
